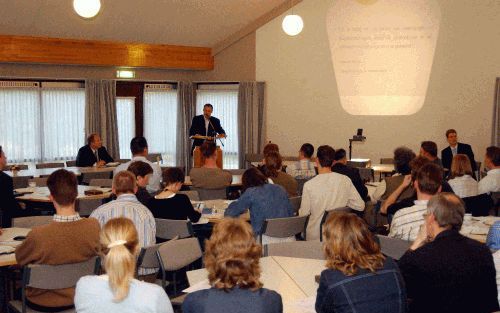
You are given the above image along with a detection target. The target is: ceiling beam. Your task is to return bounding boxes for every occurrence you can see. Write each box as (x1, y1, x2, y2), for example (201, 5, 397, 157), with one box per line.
(0, 35, 214, 70)
(212, 0, 303, 56)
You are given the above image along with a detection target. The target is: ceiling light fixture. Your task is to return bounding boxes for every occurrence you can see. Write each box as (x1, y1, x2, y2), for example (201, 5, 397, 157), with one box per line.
(282, 0, 303, 36)
(73, 0, 101, 19)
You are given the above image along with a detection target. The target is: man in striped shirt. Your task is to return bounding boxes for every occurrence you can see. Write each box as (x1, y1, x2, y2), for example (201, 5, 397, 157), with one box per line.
(389, 163, 442, 241)
(91, 170, 156, 275)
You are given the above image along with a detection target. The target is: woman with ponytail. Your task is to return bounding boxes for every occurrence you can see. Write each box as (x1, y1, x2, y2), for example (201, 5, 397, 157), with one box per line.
(182, 218, 283, 313)
(75, 217, 173, 313)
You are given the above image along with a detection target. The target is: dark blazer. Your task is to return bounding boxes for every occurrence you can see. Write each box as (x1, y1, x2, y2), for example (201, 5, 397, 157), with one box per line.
(0, 171, 22, 227)
(398, 230, 499, 313)
(189, 115, 225, 150)
(441, 143, 476, 176)
(75, 145, 114, 167)
(183, 287, 282, 313)
(332, 163, 368, 201)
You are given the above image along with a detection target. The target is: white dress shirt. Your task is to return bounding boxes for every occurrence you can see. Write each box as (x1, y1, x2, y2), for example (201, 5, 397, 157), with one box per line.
(448, 175, 479, 198)
(114, 156, 162, 193)
(479, 168, 500, 194)
(299, 172, 365, 241)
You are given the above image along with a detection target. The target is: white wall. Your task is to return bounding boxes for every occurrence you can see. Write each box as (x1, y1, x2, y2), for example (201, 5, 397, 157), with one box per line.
(256, 0, 500, 164)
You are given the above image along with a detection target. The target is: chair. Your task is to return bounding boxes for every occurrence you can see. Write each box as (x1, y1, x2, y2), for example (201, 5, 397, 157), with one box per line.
(260, 215, 309, 245)
(475, 161, 482, 180)
(319, 207, 352, 241)
(88, 178, 113, 188)
(178, 190, 200, 201)
(65, 160, 77, 167)
(358, 167, 374, 183)
(7, 164, 29, 170)
(155, 218, 194, 240)
(117, 159, 131, 164)
(35, 162, 64, 169)
(245, 153, 263, 168)
(12, 176, 31, 189)
(136, 243, 163, 278)
(28, 177, 48, 187)
(12, 216, 53, 228)
(376, 235, 412, 261)
(8, 256, 100, 313)
(295, 178, 309, 196)
(492, 192, 500, 216)
(463, 193, 494, 216)
(146, 153, 162, 163)
(379, 158, 394, 181)
(289, 196, 302, 215)
(81, 171, 112, 185)
(76, 198, 104, 217)
(192, 187, 227, 200)
(264, 241, 324, 259)
(157, 237, 202, 295)
(227, 169, 245, 175)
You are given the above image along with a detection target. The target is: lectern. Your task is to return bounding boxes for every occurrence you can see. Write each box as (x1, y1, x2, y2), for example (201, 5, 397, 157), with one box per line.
(190, 135, 223, 169)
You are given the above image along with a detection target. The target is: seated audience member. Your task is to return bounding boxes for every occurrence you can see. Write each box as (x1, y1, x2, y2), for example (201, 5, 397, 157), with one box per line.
(75, 218, 173, 313)
(114, 136, 161, 193)
(182, 218, 283, 313)
(263, 142, 280, 157)
(398, 193, 499, 313)
(299, 145, 364, 241)
(225, 167, 293, 239)
(372, 147, 416, 202)
(189, 141, 232, 189)
(441, 129, 477, 178)
(419, 141, 442, 167)
(0, 146, 23, 227)
(15, 169, 100, 311)
(447, 154, 478, 198)
(479, 146, 500, 194)
(486, 221, 500, 305)
(332, 148, 368, 201)
(127, 161, 154, 206)
(316, 213, 407, 313)
(389, 163, 442, 241)
(148, 167, 201, 223)
(262, 151, 298, 196)
(91, 171, 155, 276)
(76, 133, 114, 167)
(286, 143, 316, 179)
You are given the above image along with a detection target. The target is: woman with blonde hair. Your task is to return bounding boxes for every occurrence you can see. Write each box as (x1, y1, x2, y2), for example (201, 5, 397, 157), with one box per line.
(316, 213, 407, 313)
(75, 218, 173, 313)
(182, 218, 282, 313)
(448, 154, 478, 198)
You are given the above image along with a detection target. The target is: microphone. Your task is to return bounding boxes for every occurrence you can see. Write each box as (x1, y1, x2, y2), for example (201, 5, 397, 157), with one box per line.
(209, 118, 225, 147)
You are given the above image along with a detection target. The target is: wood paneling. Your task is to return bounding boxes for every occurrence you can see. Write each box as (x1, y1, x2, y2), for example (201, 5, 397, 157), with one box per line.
(0, 35, 213, 70)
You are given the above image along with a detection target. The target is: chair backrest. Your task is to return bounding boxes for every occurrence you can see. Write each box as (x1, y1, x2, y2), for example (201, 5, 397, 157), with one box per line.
(319, 207, 352, 241)
(136, 243, 163, 274)
(463, 193, 494, 216)
(156, 237, 202, 272)
(88, 178, 113, 188)
(289, 196, 302, 215)
(379, 158, 394, 165)
(28, 177, 48, 187)
(264, 241, 325, 259)
(358, 167, 374, 183)
(282, 156, 300, 162)
(66, 160, 77, 167)
(475, 161, 482, 180)
(81, 171, 112, 185)
(295, 178, 309, 196)
(76, 198, 104, 217)
(7, 164, 29, 170)
(376, 235, 412, 261)
(192, 187, 227, 200)
(245, 153, 263, 163)
(155, 218, 194, 240)
(12, 216, 53, 228)
(178, 190, 200, 201)
(492, 192, 500, 207)
(227, 169, 246, 175)
(146, 153, 162, 163)
(12, 176, 31, 189)
(35, 162, 65, 169)
(118, 159, 131, 164)
(261, 215, 309, 242)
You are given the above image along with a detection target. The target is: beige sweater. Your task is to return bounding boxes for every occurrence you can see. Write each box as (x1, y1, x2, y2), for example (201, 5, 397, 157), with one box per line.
(15, 218, 100, 308)
(189, 167, 232, 189)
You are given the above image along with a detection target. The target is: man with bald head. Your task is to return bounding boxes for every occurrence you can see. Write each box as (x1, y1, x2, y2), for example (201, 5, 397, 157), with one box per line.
(76, 133, 114, 167)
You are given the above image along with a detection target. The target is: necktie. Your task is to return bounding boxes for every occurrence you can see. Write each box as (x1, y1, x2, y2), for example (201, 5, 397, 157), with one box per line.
(95, 150, 99, 162)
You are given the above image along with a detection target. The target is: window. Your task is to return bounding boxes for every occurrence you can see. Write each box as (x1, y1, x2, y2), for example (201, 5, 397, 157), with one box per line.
(0, 82, 85, 163)
(143, 86, 177, 166)
(196, 86, 239, 169)
(116, 97, 136, 159)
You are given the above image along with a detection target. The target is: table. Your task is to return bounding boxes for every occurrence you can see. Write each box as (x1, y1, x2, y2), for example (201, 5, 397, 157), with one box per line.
(15, 186, 112, 203)
(0, 228, 31, 267)
(184, 175, 242, 187)
(5, 166, 116, 178)
(460, 216, 500, 243)
(185, 256, 325, 313)
(193, 199, 250, 224)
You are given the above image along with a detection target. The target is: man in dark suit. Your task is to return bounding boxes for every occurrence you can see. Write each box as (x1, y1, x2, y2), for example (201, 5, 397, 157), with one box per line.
(75, 133, 114, 167)
(189, 103, 226, 153)
(331, 148, 368, 201)
(441, 129, 476, 178)
(0, 146, 22, 227)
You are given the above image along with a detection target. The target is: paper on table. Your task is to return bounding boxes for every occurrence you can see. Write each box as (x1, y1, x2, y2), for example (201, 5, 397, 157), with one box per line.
(290, 296, 316, 313)
(0, 228, 31, 242)
(192, 217, 209, 225)
(182, 279, 211, 293)
(0, 246, 15, 254)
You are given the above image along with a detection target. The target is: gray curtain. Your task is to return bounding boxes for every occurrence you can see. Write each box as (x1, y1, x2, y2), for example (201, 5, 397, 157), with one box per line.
(85, 80, 119, 158)
(493, 77, 500, 146)
(238, 82, 266, 168)
(177, 81, 196, 174)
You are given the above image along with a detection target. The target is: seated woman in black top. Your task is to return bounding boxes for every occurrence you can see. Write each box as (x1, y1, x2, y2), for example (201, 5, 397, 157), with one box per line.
(316, 212, 407, 313)
(182, 218, 282, 313)
(147, 167, 201, 223)
(127, 161, 153, 206)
